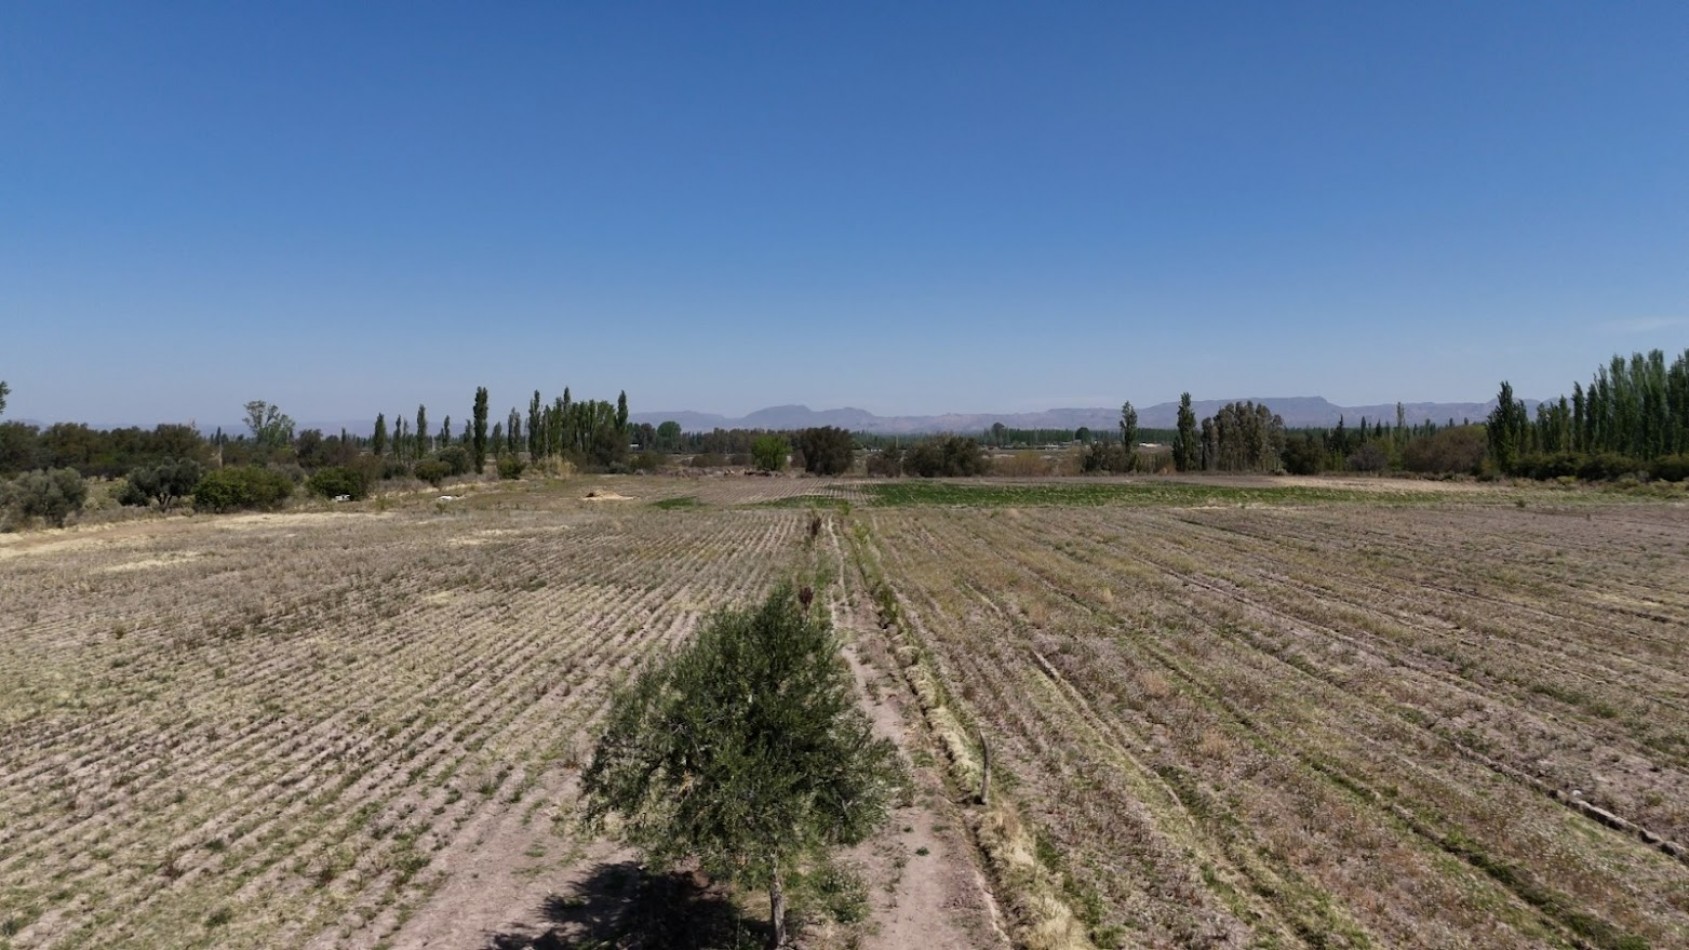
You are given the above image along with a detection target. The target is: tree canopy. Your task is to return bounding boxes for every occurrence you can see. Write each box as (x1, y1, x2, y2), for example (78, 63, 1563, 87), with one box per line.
(582, 584, 901, 948)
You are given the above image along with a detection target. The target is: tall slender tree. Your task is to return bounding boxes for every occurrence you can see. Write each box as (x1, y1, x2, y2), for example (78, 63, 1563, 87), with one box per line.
(416, 405, 428, 460)
(372, 413, 388, 457)
(1118, 401, 1138, 472)
(472, 386, 489, 473)
(1173, 393, 1198, 472)
(527, 390, 542, 459)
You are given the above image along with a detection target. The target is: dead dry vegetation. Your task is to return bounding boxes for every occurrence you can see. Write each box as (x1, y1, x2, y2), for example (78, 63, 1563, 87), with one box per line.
(1, 475, 1686, 949)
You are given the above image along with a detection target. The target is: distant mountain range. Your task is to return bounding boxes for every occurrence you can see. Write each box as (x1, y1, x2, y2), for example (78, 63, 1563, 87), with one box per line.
(632, 397, 1522, 435)
(22, 396, 1525, 438)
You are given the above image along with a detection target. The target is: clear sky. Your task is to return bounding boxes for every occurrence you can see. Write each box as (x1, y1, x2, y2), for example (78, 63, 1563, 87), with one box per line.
(4, 1, 1686, 426)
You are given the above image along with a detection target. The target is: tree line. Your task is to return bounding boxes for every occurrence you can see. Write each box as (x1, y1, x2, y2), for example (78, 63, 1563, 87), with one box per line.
(1489, 349, 1689, 481)
(0, 382, 637, 528)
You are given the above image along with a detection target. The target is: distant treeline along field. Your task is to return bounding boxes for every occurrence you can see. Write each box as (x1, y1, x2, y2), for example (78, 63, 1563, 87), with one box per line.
(2, 348, 1688, 528)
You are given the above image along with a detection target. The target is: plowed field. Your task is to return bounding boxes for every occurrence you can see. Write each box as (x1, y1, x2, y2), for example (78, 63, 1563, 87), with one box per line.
(2, 476, 1685, 949)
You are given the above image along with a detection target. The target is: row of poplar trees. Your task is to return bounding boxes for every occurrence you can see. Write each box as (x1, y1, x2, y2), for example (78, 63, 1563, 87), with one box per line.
(370, 388, 631, 473)
(1489, 349, 1689, 473)
(1167, 394, 1288, 473)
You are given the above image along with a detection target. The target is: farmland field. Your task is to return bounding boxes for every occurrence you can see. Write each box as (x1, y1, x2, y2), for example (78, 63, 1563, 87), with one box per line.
(2, 475, 1687, 949)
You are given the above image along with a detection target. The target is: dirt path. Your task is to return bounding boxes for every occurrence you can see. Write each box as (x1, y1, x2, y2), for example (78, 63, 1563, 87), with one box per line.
(835, 598, 1010, 950)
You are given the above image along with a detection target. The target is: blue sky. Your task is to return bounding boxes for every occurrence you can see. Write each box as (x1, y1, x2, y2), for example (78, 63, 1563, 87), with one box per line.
(3, 1, 1685, 426)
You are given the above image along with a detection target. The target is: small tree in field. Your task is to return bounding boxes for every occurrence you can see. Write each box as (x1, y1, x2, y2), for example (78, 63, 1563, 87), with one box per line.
(582, 585, 901, 949)
(751, 434, 789, 472)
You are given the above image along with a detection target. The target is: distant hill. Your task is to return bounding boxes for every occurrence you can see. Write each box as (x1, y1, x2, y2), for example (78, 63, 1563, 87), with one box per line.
(632, 397, 1522, 435)
(23, 400, 1523, 439)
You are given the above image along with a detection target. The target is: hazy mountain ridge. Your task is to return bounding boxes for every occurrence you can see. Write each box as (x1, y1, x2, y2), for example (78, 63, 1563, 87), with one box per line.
(23, 398, 1524, 438)
(634, 397, 1524, 434)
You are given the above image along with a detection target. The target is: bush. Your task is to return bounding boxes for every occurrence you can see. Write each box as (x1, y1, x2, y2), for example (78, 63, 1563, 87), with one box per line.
(496, 455, 527, 479)
(436, 446, 472, 477)
(118, 459, 203, 511)
(689, 452, 728, 469)
(2, 468, 88, 527)
(413, 459, 451, 487)
(380, 458, 411, 480)
(1507, 451, 1644, 482)
(751, 435, 790, 473)
(1346, 442, 1390, 473)
(1580, 452, 1643, 481)
(193, 466, 295, 513)
(626, 451, 665, 473)
(1078, 441, 1130, 474)
(306, 466, 370, 500)
(1650, 454, 1689, 482)
(793, 427, 855, 476)
(1402, 426, 1486, 475)
(903, 437, 987, 478)
(865, 447, 902, 477)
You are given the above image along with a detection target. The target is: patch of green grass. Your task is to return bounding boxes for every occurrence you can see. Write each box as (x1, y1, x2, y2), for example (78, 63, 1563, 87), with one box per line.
(650, 495, 702, 510)
(754, 494, 851, 509)
(862, 479, 1442, 509)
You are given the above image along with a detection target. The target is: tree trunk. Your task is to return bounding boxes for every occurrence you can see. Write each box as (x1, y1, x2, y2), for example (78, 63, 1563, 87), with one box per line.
(768, 861, 786, 949)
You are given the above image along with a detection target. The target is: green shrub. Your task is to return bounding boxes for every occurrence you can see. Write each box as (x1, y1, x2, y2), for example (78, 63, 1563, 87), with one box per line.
(118, 458, 203, 511)
(1650, 454, 1689, 482)
(751, 434, 790, 472)
(306, 466, 370, 501)
(193, 466, 295, 513)
(626, 451, 665, 473)
(2, 467, 88, 527)
(436, 446, 471, 477)
(1580, 453, 1643, 481)
(903, 437, 988, 478)
(414, 459, 450, 487)
(496, 455, 526, 480)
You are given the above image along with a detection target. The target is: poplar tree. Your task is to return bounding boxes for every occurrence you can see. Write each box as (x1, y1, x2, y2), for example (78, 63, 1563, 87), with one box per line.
(1118, 401, 1138, 472)
(372, 413, 388, 458)
(1173, 393, 1199, 472)
(415, 405, 428, 460)
(472, 386, 489, 473)
(527, 391, 542, 459)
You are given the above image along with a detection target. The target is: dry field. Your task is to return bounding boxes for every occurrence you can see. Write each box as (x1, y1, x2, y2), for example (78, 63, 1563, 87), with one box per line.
(2, 475, 1687, 949)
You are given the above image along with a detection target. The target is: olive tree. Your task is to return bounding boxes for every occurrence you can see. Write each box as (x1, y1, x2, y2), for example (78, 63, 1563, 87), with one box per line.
(582, 585, 901, 948)
(118, 458, 203, 511)
(3, 467, 87, 527)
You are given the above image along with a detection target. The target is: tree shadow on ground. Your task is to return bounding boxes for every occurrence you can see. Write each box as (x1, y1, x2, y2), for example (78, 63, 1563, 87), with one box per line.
(484, 860, 768, 949)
